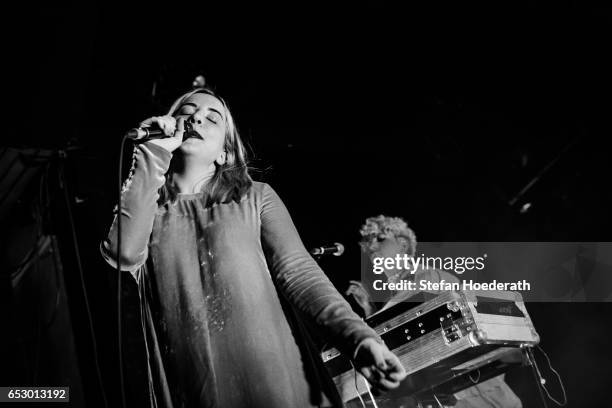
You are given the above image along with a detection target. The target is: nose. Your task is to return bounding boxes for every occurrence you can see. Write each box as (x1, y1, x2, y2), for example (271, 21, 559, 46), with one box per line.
(187, 110, 204, 125)
(188, 115, 203, 125)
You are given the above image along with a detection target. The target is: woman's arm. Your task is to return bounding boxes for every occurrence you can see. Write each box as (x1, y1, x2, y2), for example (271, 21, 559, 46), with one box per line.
(100, 142, 172, 273)
(260, 184, 381, 355)
(260, 184, 406, 390)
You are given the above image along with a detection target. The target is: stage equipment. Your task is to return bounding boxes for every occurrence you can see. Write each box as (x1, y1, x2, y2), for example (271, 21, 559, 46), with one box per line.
(321, 290, 539, 404)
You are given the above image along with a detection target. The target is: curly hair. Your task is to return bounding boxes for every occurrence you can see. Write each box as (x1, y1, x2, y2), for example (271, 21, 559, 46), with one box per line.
(359, 215, 417, 256)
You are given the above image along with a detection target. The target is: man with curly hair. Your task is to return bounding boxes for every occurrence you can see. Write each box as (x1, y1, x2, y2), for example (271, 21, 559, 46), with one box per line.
(345, 215, 522, 408)
(347, 215, 456, 316)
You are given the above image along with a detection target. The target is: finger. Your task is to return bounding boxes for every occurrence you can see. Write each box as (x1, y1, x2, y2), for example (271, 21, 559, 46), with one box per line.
(167, 115, 177, 131)
(386, 370, 406, 383)
(378, 364, 405, 383)
(139, 116, 157, 128)
(382, 363, 407, 382)
(372, 368, 388, 385)
(354, 296, 368, 305)
(163, 117, 177, 137)
(359, 366, 372, 383)
(371, 376, 401, 391)
(367, 368, 401, 390)
(349, 280, 366, 289)
(155, 117, 168, 135)
(350, 290, 366, 298)
(361, 364, 391, 385)
(384, 353, 405, 374)
(374, 352, 391, 371)
(152, 115, 172, 136)
(174, 117, 185, 138)
(369, 345, 387, 369)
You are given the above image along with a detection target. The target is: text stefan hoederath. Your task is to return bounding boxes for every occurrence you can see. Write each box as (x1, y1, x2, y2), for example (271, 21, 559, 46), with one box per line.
(371, 254, 487, 275)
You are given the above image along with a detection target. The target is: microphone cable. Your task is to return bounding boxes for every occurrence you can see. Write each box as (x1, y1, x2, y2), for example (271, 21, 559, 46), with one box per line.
(349, 360, 379, 408)
(115, 135, 129, 408)
(115, 123, 174, 407)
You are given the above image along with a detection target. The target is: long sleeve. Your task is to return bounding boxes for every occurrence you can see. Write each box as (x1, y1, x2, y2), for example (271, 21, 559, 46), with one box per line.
(260, 184, 381, 357)
(100, 142, 172, 274)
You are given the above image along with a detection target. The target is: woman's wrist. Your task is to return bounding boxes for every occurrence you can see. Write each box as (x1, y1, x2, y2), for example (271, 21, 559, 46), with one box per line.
(144, 140, 175, 158)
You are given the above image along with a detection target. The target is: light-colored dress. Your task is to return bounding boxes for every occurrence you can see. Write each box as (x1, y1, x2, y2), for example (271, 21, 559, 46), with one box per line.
(101, 143, 380, 408)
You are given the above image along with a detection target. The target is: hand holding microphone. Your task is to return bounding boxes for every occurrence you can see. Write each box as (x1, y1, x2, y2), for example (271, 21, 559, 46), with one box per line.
(128, 115, 185, 153)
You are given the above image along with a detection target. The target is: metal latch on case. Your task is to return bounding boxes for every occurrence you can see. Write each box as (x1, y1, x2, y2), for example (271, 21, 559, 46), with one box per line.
(441, 318, 463, 344)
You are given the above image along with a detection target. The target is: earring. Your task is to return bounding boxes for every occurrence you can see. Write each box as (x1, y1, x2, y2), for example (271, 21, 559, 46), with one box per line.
(216, 151, 227, 165)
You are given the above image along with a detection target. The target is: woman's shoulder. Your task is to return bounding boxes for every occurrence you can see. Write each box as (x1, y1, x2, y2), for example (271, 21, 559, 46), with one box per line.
(247, 182, 290, 210)
(250, 181, 269, 192)
(248, 181, 278, 198)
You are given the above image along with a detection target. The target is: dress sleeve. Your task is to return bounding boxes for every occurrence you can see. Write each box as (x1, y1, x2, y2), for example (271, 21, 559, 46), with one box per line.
(100, 142, 172, 275)
(260, 183, 382, 357)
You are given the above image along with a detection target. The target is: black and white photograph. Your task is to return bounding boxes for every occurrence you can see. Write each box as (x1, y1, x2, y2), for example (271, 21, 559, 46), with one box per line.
(1, 3, 611, 407)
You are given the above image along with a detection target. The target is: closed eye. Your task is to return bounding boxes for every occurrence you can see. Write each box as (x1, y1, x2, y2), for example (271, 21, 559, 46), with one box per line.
(177, 109, 194, 116)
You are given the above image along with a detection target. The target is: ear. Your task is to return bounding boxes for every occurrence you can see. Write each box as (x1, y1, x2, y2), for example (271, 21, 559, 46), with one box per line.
(215, 151, 227, 166)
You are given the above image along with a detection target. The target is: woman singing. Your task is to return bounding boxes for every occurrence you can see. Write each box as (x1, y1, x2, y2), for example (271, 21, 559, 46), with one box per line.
(101, 87, 405, 407)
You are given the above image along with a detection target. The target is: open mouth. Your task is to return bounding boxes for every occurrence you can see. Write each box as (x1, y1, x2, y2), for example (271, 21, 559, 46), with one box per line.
(183, 122, 204, 141)
(183, 130, 203, 141)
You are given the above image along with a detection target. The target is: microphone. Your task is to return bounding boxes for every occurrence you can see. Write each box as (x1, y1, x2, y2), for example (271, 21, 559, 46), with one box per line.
(125, 126, 167, 141)
(126, 121, 196, 142)
(310, 242, 345, 257)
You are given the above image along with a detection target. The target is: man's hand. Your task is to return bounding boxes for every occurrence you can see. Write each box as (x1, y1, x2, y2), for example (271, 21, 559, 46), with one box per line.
(353, 337, 407, 392)
(346, 280, 374, 316)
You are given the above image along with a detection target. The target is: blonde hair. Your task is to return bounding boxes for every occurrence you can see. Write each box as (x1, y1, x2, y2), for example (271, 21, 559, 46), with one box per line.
(159, 88, 252, 206)
(359, 215, 417, 256)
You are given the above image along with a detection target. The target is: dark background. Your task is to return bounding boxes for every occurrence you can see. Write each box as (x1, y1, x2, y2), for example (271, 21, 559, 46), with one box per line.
(2, 2, 611, 407)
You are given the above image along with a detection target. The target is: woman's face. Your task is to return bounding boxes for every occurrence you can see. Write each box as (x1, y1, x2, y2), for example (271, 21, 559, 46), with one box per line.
(173, 92, 227, 164)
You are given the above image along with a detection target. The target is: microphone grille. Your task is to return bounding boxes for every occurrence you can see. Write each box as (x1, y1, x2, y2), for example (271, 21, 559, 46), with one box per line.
(333, 242, 345, 256)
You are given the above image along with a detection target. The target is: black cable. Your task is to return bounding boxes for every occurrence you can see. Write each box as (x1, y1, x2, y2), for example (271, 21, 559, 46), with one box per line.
(5, 237, 61, 345)
(59, 162, 109, 408)
(116, 135, 128, 408)
(0, 159, 33, 208)
(8, 165, 48, 279)
(5, 166, 61, 347)
(0, 146, 8, 163)
(0, 152, 20, 185)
